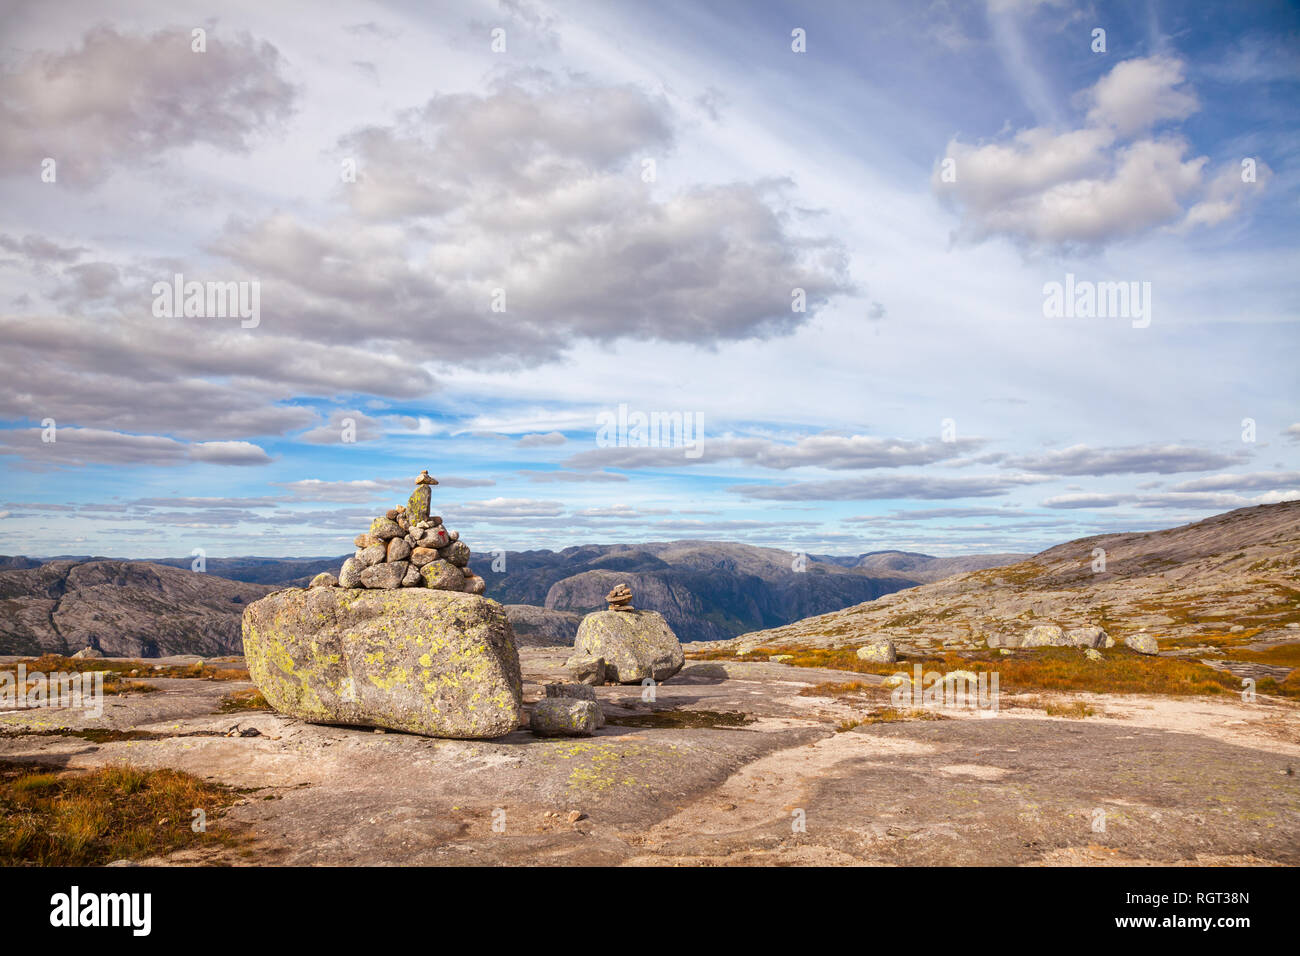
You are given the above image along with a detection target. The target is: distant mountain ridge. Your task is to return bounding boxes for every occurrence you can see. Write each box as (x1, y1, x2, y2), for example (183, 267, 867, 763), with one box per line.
(0, 543, 1026, 651)
(469, 541, 1026, 643)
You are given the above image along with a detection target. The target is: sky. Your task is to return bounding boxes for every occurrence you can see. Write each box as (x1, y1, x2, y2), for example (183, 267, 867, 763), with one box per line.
(0, 0, 1296, 559)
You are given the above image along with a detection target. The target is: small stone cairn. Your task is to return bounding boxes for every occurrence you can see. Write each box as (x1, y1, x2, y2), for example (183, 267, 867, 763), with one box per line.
(605, 583, 633, 611)
(309, 469, 486, 595)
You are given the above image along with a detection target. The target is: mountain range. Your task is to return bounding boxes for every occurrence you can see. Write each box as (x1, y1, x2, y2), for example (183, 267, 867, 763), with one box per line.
(0, 542, 1025, 655)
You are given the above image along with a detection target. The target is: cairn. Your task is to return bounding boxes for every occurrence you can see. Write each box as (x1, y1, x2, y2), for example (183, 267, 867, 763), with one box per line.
(606, 583, 634, 611)
(317, 470, 486, 595)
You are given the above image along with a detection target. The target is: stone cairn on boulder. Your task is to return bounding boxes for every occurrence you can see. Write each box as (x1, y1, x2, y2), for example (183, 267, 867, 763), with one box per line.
(308, 469, 486, 596)
(567, 582, 684, 686)
(605, 583, 633, 611)
(531, 580, 680, 738)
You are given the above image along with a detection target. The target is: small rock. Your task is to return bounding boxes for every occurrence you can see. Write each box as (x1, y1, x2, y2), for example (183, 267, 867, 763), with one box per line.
(309, 572, 338, 589)
(1084, 648, 1103, 661)
(386, 537, 412, 562)
(401, 563, 423, 587)
(439, 539, 472, 567)
(544, 682, 597, 701)
(565, 655, 606, 685)
(338, 557, 364, 588)
(409, 546, 439, 567)
(360, 561, 408, 589)
(369, 517, 404, 540)
(531, 699, 604, 737)
(567, 810, 585, 823)
(71, 647, 103, 659)
(357, 543, 387, 568)
(420, 559, 464, 591)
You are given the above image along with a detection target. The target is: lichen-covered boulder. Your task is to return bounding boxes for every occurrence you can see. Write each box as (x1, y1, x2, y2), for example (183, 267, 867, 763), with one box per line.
(530, 698, 604, 737)
(369, 517, 404, 540)
(574, 609, 683, 684)
(1022, 624, 1068, 647)
(855, 639, 896, 663)
(242, 587, 523, 738)
(1064, 626, 1108, 648)
(309, 572, 337, 588)
(1126, 633, 1159, 655)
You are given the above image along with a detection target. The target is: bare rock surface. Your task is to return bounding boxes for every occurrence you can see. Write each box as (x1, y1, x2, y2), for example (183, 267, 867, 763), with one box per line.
(2, 647, 1298, 866)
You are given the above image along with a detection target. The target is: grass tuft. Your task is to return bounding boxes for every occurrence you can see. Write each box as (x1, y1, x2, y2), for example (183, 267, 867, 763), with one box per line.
(0, 760, 241, 866)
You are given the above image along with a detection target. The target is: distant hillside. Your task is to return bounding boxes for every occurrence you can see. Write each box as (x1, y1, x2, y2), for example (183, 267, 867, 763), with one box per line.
(470, 541, 1025, 643)
(0, 560, 274, 657)
(717, 501, 1300, 652)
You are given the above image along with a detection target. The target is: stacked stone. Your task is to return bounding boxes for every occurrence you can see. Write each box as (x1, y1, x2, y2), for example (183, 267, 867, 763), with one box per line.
(319, 470, 487, 595)
(605, 583, 633, 611)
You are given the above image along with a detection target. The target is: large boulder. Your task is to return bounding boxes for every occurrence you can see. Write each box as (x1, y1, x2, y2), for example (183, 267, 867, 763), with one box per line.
(242, 587, 523, 738)
(574, 609, 683, 684)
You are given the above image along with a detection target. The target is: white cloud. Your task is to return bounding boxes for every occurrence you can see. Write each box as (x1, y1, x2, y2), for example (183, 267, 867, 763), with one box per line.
(935, 56, 1263, 247)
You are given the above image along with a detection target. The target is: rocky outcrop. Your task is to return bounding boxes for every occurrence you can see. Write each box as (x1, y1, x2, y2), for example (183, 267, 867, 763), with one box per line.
(242, 587, 522, 738)
(574, 596, 684, 684)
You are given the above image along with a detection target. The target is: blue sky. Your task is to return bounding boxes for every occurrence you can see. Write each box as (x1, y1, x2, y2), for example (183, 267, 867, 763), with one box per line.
(0, 0, 1297, 558)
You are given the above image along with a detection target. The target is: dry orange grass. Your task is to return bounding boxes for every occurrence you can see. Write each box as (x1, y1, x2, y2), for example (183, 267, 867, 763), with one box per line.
(693, 644, 1277, 698)
(0, 761, 241, 865)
